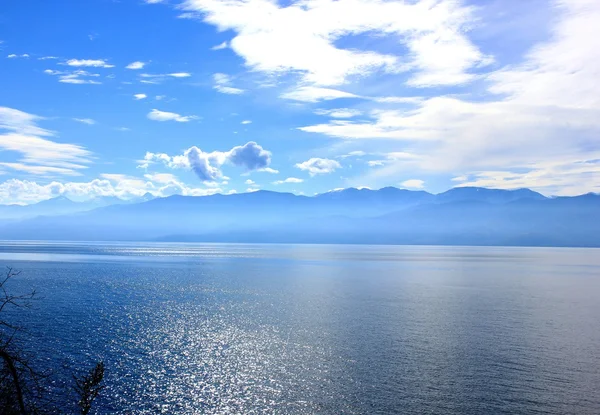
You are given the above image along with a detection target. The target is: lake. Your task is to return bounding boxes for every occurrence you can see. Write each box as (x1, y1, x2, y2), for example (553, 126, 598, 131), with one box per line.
(1, 241, 599, 414)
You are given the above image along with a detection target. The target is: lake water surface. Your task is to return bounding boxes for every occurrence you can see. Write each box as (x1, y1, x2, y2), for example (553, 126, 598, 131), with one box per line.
(1, 241, 599, 414)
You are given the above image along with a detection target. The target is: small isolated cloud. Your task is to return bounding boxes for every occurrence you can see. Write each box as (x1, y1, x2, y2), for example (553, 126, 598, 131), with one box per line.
(281, 87, 360, 103)
(155, 95, 166, 100)
(258, 167, 279, 174)
(140, 141, 272, 182)
(401, 179, 425, 189)
(211, 41, 229, 50)
(7, 53, 29, 59)
(144, 0, 164, 3)
(245, 179, 255, 185)
(38, 56, 58, 60)
(140, 72, 191, 79)
(213, 73, 244, 94)
(295, 158, 341, 176)
(241, 120, 252, 124)
(368, 160, 386, 167)
(64, 59, 114, 68)
(147, 109, 198, 122)
(73, 118, 95, 125)
(126, 61, 146, 70)
(134, 93, 147, 100)
(315, 108, 362, 118)
(273, 177, 303, 185)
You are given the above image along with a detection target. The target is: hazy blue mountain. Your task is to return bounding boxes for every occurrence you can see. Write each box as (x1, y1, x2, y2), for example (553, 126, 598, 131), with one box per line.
(435, 187, 546, 204)
(0, 187, 597, 247)
(0, 194, 145, 221)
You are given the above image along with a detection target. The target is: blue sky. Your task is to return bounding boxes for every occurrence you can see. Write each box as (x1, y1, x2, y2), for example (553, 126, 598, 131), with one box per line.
(0, 0, 599, 204)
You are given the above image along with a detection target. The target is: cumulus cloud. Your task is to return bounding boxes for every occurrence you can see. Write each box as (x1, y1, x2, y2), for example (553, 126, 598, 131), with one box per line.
(64, 59, 114, 68)
(401, 179, 424, 189)
(241, 120, 252, 124)
(147, 109, 198, 122)
(0, 106, 92, 176)
(138, 141, 271, 182)
(126, 61, 146, 70)
(273, 177, 303, 185)
(295, 158, 341, 176)
(140, 141, 273, 181)
(213, 73, 244, 94)
(134, 93, 147, 100)
(0, 174, 221, 205)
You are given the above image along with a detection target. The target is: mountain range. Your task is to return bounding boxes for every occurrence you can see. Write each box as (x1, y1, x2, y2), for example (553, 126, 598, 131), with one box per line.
(0, 187, 598, 247)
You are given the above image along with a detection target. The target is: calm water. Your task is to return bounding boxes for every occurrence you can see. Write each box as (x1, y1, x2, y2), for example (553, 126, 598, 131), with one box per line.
(1, 241, 599, 414)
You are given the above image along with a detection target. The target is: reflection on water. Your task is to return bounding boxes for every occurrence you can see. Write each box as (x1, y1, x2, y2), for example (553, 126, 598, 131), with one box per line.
(2, 241, 600, 414)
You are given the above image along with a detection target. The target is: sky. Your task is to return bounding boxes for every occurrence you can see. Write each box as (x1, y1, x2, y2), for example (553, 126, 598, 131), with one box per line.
(0, 0, 599, 204)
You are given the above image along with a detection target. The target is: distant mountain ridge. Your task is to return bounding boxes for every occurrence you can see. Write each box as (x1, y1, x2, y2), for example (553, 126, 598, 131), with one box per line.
(0, 193, 156, 221)
(0, 186, 598, 247)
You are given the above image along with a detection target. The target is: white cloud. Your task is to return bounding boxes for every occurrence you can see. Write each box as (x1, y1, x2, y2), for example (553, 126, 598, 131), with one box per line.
(140, 72, 191, 79)
(213, 73, 244, 94)
(315, 108, 362, 118)
(273, 177, 303, 185)
(280, 87, 359, 103)
(134, 93, 147, 100)
(241, 120, 252, 124)
(257, 167, 279, 174)
(73, 118, 95, 125)
(401, 179, 424, 189)
(0, 106, 92, 176)
(0, 174, 221, 205)
(126, 61, 146, 70)
(180, 0, 487, 87)
(147, 109, 198, 122)
(295, 1, 600, 196)
(244, 179, 255, 185)
(155, 95, 166, 100)
(295, 158, 341, 176)
(144, 0, 164, 3)
(211, 41, 229, 50)
(140, 141, 272, 181)
(45, 69, 102, 85)
(64, 59, 114, 68)
(38, 56, 58, 60)
(7, 53, 29, 59)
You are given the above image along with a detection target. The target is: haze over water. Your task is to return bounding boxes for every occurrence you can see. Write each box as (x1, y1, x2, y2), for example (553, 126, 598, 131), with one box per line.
(3, 242, 600, 414)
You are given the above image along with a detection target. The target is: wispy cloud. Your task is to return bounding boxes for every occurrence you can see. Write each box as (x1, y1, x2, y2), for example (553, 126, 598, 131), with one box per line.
(211, 41, 228, 50)
(180, 0, 487, 87)
(213, 73, 244, 94)
(73, 118, 96, 125)
(134, 93, 147, 100)
(44, 69, 102, 85)
(147, 109, 198, 122)
(0, 106, 92, 176)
